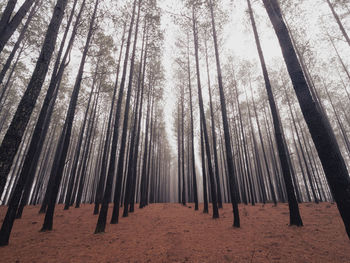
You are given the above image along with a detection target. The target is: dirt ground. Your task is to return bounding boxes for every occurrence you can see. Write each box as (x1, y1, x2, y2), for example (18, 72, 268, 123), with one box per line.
(0, 202, 349, 262)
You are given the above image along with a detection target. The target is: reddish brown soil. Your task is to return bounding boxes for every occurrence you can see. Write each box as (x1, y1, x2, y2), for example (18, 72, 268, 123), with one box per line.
(0, 203, 349, 262)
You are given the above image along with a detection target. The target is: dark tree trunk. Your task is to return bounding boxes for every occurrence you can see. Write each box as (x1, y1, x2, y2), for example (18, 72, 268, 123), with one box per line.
(110, 0, 141, 224)
(0, 0, 18, 34)
(76, 86, 100, 208)
(40, 0, 99, 232)
(125, 20, 148, 214)
(140, 88, 153, 208)
(200, 118, 209, 213)
(0, 42, 24, 109)
(93, 22, 127, 215)
(263, 0, 350, 236)
(192, 4, 218, 219)
(204, 34, 222, 209)
(177, 101, 181, 204)
(0, 0, 68, 246)
(249, 0, 303, 226)
(65, 56, 98, 210)
(0, 0, 36, 54)
(187, 50, 198, 210)
(16, 0, 82, 218)
(249, 86, 275, 204)
(0, 0, 68, 198)
(0, 1, 38, 86)
(123, 21, 146, 216)
(208, 0, 239, 225)
(181, 79, 186, 206)
(129, 31, 148, 212)
(94, 0, 138, 233)
(145, 99, 156, 207)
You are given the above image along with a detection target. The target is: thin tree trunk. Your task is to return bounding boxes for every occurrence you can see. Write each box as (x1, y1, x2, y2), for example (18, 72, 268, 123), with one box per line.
(93, 21, 127, 215)
(192, 4, 218, 218)
(110, 0, 141, 225)
(207, 0, 239, 225)
(326, 0, 350, 47)
(94, 0, 137, 234)
(200, 118, 209, 213)
(204, 34, 222, 209)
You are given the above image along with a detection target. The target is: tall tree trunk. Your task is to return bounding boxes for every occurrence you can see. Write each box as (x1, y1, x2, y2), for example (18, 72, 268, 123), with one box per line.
(110, 0, 141, 224)
(93, 21, 127, 215)
(207, 0, 239, 225)
(0, 1, 38, 86)
(94, 0, 137, 234)
(0, 0, 67, 199)
(16, 0, 82, 218)
(0, 0, 18, 34)
(200, 118, 209, 213)
(140, 87, 153, 208)
(0, 43, 24, 108)
(0, 0, 36, 54)
(204, 34, 222, 209)
(192, 4, 218, 219)
(249, 85, 276, 204)
(123, 21, 146, 216)
(76, 86, 100, 208)
(0, 0, 68, 246)
(248, 0, 303, 225)
(40, 0, 99, 232)
(129, 32, 148, 212)
(187, 46, 198, 210)
(65, 54, 98, 210)
(177, 101, 181, 204)
(263, 0, 350, 236)
(181, 80, 186, 206)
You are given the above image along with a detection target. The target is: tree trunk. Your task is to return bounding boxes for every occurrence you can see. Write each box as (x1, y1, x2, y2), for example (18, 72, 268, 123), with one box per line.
(263, 0, 350, 236)
(248, 0, 303, 225)
(94, 0, 138, 233)
(204, 34, 222, 209)
(16, 0, 82, 218)
(200, 118, 209, 213)
(40, 0, 99, 232)
(0, 1, 38, 86)
(0, 0, 36, 54)
(326, 0, 350, 47)
(110, 0, 141, 224)
(123, 21, 146, 216)
(207, 0, 239, 225)
(0, 0, 68, 246)
(0, 0, 67, 200)
(192, 4, 218, 219)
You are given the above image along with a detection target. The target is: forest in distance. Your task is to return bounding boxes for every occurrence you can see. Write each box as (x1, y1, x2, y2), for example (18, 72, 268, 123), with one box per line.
(0, 0, 350, 262)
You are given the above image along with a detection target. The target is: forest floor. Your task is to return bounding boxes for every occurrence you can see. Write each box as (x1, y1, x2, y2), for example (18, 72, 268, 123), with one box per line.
(0, 202, 349, 262)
